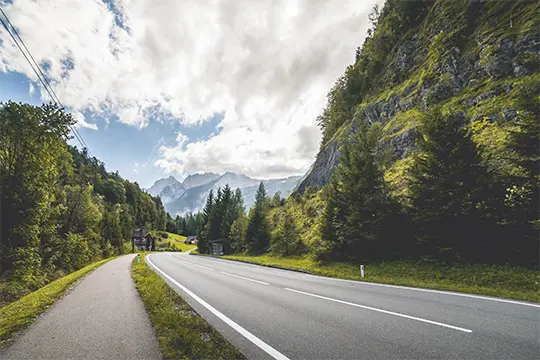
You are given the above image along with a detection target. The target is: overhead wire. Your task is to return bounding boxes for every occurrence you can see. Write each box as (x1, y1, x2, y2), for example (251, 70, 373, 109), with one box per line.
(0, 6, 93, 156)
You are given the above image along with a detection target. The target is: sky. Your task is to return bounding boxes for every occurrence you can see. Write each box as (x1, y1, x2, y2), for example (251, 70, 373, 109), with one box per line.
(0, 0, 380, 189)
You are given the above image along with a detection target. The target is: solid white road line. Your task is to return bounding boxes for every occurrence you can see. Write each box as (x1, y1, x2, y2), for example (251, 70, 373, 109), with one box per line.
(219, 271, 269, 285)
(146, 255, 290, 360)
(284, 288, 473, 333)
(306, 275, 540, 309)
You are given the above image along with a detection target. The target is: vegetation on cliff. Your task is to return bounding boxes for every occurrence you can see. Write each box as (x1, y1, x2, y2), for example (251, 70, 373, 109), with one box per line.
(197, 0, 539, 268)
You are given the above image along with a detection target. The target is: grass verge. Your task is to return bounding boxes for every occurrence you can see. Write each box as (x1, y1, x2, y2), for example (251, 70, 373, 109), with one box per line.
(131, 253, 245, 360)
(0, 257, 114, 347)
(151, 231, 195, 252)
(220, 254, 540, 303)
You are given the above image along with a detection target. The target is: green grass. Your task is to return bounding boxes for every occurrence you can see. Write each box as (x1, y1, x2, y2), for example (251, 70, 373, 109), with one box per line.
(0, 257, 114, 347)
(221, 254, 540, 303)
(151, 231, 195, 252)
(131, 253, 245, 360)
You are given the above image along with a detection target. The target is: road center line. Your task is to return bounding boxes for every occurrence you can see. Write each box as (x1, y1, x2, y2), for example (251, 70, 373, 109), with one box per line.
(219, 271, 269, 285)
(194, 264, 216, 271)
(146, 255, 289, 360)
(284, 288, 473, 333)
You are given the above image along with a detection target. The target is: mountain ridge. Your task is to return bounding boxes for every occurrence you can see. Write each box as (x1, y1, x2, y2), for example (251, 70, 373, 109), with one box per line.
(148, 172, 303, 216)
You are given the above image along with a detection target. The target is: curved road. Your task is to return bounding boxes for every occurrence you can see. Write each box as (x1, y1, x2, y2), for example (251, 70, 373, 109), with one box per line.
(148, 252, 539, 360)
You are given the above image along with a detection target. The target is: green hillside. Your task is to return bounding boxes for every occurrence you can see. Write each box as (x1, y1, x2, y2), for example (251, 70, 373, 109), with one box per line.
(152, 231, 195, 252)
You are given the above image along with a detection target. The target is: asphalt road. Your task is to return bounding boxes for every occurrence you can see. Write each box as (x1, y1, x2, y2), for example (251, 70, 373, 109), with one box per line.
(1, 255, 160, 360)
(148, 252, 540, 360)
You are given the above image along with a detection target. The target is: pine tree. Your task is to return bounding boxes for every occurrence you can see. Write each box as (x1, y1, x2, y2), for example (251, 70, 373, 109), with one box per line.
(408, 110, 493, 261)
(207, 187, 222, 241)
(220, 185, 234, 239)
(502, 81, 539, 264)
(320, 120, 393, 261)
(197, 190, 214, 253)
(245, 182, 271, 254)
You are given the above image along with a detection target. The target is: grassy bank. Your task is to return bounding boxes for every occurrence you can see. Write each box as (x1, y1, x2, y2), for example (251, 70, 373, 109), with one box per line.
(131, 253, 245, 360)
(221, 254, 540, 303)
(151, 231, 195, 252)
(0, 257, 114, 347)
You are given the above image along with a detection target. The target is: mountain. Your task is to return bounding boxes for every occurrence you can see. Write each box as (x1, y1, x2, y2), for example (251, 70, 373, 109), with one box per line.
(296, 0, 539, 195)
(154, 172, 303, 216)
(158, 182, 186, 204)
(181, 173, 220, 190)
(147, 175, 182, 197)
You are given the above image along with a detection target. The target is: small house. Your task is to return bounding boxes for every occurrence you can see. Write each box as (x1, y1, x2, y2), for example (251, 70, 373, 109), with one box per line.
(209, 239, 226, 256)
(184, 236, 197, 245)
(132, 229, 155, 251)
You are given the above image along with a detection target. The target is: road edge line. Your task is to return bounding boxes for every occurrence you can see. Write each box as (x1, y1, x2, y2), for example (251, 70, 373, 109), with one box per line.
(146, 255, 290, 360)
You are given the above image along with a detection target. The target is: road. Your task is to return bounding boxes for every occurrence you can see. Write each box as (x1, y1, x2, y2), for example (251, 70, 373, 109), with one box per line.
(148, 252, 540, 360)
(1, 255, 160, 360)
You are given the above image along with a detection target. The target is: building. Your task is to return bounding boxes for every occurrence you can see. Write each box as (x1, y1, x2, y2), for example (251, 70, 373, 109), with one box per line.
(184, 236, 197, 245)
(132, 229, 155, 251)
(209, 239, 226, 256)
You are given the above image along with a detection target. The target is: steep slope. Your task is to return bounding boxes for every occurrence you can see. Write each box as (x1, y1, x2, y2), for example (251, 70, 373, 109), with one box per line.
(298, 0, 539, 194)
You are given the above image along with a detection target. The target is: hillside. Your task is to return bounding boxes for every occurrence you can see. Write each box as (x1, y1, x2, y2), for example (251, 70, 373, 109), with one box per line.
(298, 0, 539, 195)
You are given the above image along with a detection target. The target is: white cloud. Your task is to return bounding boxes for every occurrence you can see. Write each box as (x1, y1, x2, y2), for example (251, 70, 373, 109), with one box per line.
(0, 0, 381, 178)
(71, 111, 98, 130)
(28, 81, 35, 96)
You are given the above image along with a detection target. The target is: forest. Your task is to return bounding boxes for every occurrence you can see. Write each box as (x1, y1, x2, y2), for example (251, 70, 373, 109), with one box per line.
(0, 101, 168, 303)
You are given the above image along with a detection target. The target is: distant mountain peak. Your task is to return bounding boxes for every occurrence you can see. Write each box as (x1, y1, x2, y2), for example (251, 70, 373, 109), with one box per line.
(147, 175, 182, 197)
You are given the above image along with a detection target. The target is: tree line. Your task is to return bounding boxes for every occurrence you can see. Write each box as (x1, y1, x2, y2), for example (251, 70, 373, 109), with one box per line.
(165, 212, 202, 237)
(195, 180, 302, 257)
(0, 102, 167, 297)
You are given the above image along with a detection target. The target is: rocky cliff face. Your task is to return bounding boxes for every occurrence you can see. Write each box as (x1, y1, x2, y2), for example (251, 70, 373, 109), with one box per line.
(298, 0, 539, 193)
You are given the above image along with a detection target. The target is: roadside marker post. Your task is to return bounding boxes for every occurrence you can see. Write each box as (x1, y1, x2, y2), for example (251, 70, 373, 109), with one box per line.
(137, 254, 141, 264)
(360, 265, 364, 278)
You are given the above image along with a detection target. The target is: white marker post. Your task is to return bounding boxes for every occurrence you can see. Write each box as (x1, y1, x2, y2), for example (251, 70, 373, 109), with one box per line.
(360, 265, 364, 278)
(137, 254, 141, 264)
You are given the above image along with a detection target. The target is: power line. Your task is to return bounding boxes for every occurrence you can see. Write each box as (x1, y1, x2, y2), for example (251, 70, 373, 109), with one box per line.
(0, 7, 93, 156)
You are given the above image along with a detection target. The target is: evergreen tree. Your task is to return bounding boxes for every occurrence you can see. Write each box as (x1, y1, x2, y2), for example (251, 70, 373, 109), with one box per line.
(197, 190, 214, 253)
(408, 110, 493, 261)
(501, 82, 539, 264)
(207, 187, 223, 241)
(175, 215, 184, 234)
(219, 185, 234, 240)
(165, 213, 176, 233)
(320, 120, 394, 261)
(245, 182, 271, 254)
